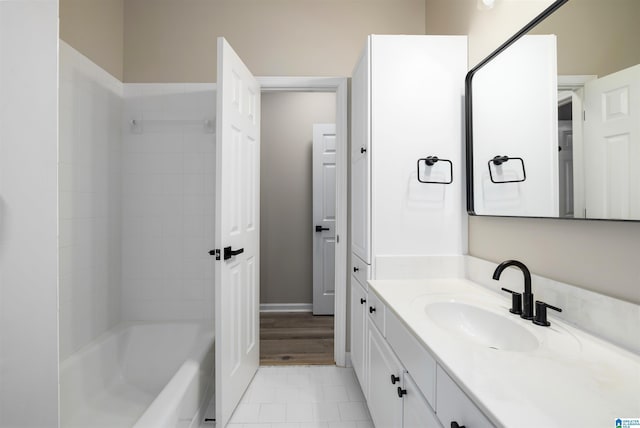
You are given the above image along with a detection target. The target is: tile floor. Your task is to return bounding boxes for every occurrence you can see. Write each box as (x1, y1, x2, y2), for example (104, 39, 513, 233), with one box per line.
(227, 365, 373, 428)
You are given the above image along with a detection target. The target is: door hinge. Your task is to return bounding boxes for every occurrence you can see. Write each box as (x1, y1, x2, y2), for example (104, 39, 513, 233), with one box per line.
(208, 249, 221, 260)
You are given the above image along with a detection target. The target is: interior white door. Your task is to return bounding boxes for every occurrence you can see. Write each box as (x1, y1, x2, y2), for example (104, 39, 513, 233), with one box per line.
(312, 123, 336, 315)
(215, 37, 261, 427)
(583, 64, 640, 219)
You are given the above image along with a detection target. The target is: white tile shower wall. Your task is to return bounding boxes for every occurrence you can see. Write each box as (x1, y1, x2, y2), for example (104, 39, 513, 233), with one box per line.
(465, 255, 640, 354)
(122, 84, 216, 321)
(59, 42, 124, 361)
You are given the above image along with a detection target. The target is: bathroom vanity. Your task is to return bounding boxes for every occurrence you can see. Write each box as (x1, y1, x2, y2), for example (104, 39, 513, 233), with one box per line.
(353, 275, 640, 428)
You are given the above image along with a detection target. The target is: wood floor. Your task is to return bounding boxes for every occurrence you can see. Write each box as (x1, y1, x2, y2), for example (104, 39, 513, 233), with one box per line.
(260, 312, 334, 366)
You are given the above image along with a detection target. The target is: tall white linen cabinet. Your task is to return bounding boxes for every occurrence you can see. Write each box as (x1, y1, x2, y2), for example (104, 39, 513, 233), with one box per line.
(350, 35, 468, 427)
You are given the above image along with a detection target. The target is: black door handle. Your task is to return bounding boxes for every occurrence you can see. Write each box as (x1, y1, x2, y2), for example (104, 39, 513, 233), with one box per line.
(223, 246, 244, 260)
(360, 147, 367, 154)
(315, 225, 330, 232)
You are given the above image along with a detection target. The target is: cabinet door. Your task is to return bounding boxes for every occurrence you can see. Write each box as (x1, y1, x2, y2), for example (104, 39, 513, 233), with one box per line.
(367, 319, 403, 428)
(436, 365, 494, 428)
(350, 275, 368, 395)
(351, 39, 371, 264)
(403, 373, 440, 428)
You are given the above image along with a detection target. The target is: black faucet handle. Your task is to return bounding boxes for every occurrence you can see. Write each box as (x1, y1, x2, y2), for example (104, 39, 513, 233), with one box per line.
(501, 287, 523, 315)
(533, 300, 562, 327)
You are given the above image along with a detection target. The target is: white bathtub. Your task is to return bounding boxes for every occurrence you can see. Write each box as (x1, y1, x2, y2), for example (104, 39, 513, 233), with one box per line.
(60, 322, 215, 428)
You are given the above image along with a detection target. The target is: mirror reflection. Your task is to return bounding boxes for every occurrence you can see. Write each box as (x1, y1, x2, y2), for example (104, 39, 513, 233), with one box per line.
(470, 0, 640, 220)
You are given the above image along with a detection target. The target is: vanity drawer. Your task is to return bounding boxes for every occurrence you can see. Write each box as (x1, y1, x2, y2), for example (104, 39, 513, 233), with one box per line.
(386, 308, 437, 408)
(436, 365, 494, 428)
(367, 289, 386, 336)
(351, 253, 370, 286)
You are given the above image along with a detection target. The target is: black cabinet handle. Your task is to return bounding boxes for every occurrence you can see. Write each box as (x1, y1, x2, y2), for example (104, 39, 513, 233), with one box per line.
(390, 374, 400, 385)
(360, 298, 366, 305)
(223, 246, 244, 260)
(451, 422, 466, 428)
(353, 267, 360, 272)
(208, 249, 220, 260)
(360, 147, 367, 154)
(369, 306, 376, 314)
(315, 225, 330, 232)
(397, 387, 407, 398)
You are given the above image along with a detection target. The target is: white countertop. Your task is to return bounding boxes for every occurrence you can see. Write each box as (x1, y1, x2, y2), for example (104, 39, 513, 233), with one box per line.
(368, 278, 640, 428)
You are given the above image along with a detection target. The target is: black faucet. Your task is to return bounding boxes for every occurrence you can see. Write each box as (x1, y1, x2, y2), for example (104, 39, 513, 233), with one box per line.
(493, 260, 534, 320)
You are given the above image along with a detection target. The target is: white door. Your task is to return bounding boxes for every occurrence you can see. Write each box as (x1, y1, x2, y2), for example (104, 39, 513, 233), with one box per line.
(583, 64, 640, 219)
(215, 37, 260, 428)
(312, 124, 336, 315)
(558, 119, 574, 217)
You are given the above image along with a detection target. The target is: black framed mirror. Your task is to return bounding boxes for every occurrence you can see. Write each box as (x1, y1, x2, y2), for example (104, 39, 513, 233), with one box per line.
(466, 0, 640, 221)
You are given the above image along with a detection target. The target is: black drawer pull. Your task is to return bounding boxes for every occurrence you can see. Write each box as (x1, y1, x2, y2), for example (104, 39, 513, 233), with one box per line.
(397, 387, 407, 398)
(390, 374, 400, 385)
(369, 306, 376, 314)
(360, 298, 366, 305)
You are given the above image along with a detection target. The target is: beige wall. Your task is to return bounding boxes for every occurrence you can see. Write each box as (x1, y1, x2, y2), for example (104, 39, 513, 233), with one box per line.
(60, 0, 124, 80)
(532, 0, 640, 76)
(123, 0, 426, 82)
(260, 92, 336, 304)
(426, 0, 554, 67)
(427, 0, 640, 305)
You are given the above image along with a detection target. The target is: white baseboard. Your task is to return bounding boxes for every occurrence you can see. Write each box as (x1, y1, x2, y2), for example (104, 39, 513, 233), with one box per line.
(260, 303, 313, 313)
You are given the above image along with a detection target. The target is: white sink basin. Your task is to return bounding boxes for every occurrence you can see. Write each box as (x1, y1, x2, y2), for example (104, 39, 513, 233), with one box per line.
(424, 301, 539, 352)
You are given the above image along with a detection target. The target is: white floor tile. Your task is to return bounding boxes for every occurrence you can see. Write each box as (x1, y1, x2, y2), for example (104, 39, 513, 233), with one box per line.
(230, 403, 261, 424)
(337, 402, 370, 422)
(259, 403, 287, 423)
(313, 402, 341, 422)
(322, 385, 350, 403)
(286, 402, 315, 422)
(230, 367, 372, 428)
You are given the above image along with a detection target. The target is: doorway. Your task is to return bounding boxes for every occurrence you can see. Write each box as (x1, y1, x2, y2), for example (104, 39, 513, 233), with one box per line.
(258, 90, 339, 365)
(259, 78, 348, 366)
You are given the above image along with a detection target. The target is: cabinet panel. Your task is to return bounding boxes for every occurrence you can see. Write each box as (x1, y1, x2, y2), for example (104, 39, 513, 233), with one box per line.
(351, 253, 370, 286)
(366, 289, 386, 336)
(436, 365, 494, 428)
(369, 35, 467, 257)
(350, 276, 368, 396)
(403, 373, 441, 428)
(367, 321, 403, 428)
(386, 308, 437, 407)
(351, 41, 371, 263)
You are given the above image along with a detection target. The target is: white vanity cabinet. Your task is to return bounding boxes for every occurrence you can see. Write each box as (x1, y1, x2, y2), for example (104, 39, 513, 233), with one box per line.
(366, 319, 404, 428)
(436, 366, 494, 428)
(350, 272, 368, 396)
(403, 372, 440, 428)
(360, 287, 495, 428)
(350, 34, 467, 280)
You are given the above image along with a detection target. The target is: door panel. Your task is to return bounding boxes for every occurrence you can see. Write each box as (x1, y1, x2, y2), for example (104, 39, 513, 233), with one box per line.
(313, 124, 337, 315)
(215, 37, 261, 428)
(351, 40, 371, 263)
(584, 64, 640, 219)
